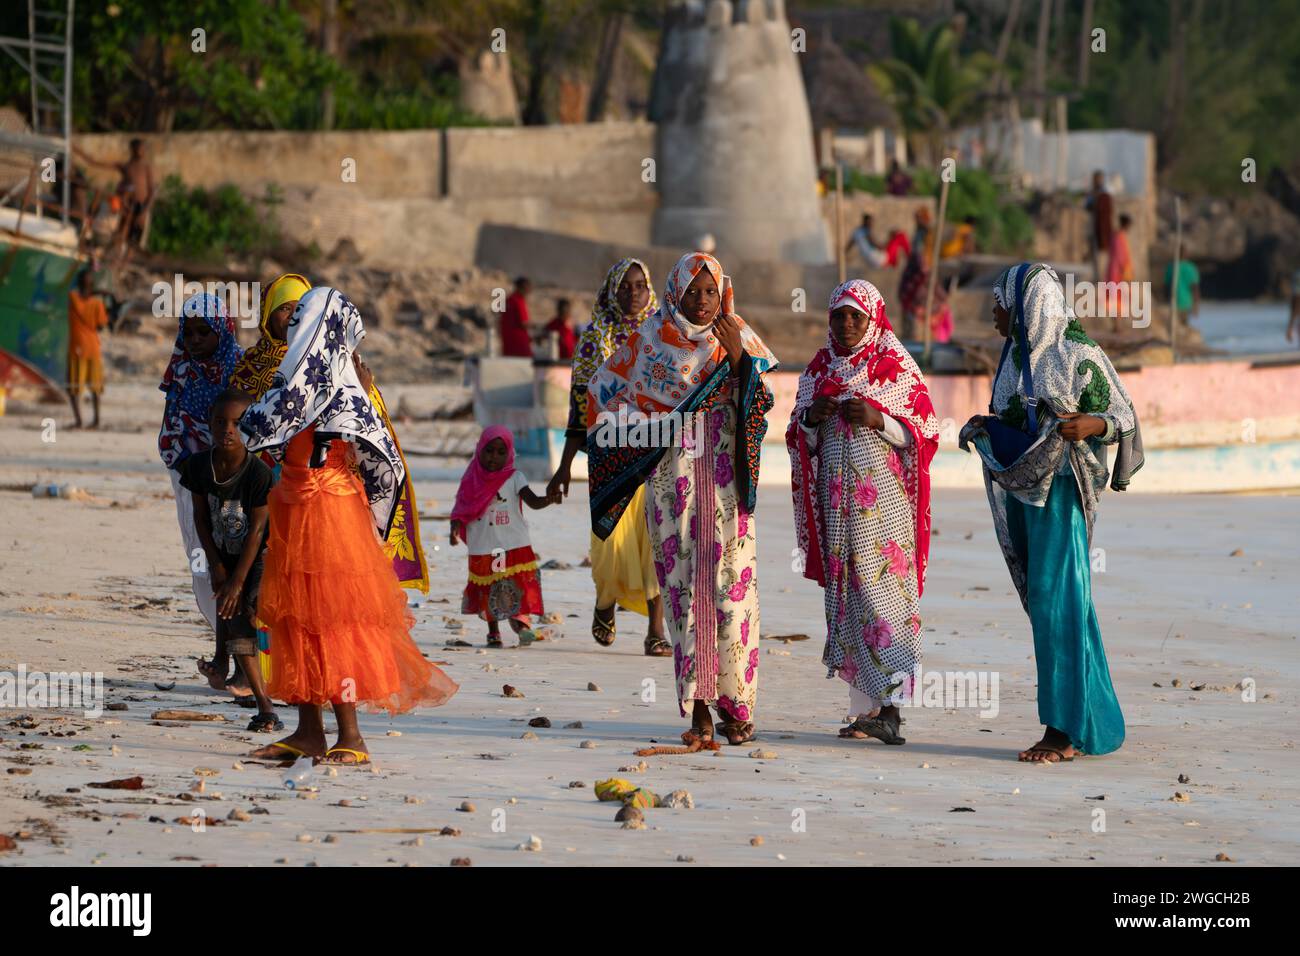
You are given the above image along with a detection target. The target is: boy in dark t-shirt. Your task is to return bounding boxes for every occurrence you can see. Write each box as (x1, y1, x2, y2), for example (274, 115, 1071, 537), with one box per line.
(179, 389, 279, 732)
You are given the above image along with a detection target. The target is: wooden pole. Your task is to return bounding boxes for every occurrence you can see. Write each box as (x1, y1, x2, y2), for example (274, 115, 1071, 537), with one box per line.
(1032, 0, 1052, 122)
(1055, 94, 1068, 191)
(1171, 195, 1182, 360)
(835, 163, 845, 284)
(923, 173, 950, 367)
(15, 163, 36, 236)
(1078, 0, 1096, 88)
(321, 0, 339, 130)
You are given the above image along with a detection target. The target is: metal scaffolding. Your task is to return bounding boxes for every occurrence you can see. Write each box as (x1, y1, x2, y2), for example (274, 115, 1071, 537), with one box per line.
(0, 0, 76, 224)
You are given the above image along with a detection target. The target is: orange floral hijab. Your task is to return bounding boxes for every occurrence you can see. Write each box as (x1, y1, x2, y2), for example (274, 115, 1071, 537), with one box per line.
(585, 252, 777, 424)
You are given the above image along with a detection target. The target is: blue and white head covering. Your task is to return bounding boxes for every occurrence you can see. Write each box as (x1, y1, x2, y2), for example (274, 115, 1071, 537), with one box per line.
(238, 287, 405, 537)
(158, 292, 242, 468)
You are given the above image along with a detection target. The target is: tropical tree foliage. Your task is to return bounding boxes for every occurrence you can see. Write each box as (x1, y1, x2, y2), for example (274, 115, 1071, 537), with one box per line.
(867, 17, 997, 164)
(0, 0, 484, 131)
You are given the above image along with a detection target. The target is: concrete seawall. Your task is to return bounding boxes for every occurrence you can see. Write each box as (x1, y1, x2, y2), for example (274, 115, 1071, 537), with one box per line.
(544, 357, 1300, 493)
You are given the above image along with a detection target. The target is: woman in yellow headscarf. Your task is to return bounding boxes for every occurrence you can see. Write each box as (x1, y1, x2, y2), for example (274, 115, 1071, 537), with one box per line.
(230, 273, 311, 397)
(229, 274, 312, 687)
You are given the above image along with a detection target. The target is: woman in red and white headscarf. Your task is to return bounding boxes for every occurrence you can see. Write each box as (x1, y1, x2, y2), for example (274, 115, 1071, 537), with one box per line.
(787, 279, 939, 746)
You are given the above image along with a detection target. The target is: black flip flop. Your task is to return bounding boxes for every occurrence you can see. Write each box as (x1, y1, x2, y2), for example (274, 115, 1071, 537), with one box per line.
(1019, 741, 1074, 762)
(852, 714, 906, 745)
(247, 712, 284, 733)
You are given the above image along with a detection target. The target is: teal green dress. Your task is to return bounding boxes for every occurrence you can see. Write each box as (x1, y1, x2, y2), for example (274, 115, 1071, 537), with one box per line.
(1003, 474, 1125, 755)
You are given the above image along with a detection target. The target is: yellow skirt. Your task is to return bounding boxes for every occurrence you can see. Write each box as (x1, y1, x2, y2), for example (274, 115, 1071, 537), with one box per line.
(591, 483, 660, 615)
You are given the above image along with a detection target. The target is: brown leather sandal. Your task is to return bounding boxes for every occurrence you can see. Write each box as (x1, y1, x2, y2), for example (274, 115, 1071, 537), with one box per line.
(592, 606, 616, 646)
(717, 720, 756, 745)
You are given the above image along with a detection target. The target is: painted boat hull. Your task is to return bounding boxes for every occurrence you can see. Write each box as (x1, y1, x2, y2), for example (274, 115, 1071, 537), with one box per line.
(477, 355, 1300, 494)
(0, 235, 82, 393)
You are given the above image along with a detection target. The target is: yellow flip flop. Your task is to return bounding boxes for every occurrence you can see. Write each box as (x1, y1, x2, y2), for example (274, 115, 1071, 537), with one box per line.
(322, 747, 371, 766)
(250, 741, 308, 760)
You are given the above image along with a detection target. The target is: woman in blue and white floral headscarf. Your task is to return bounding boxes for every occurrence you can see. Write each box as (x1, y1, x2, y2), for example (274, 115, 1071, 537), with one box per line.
(239, 287, 457, 765)
(239, 287, 404, 538)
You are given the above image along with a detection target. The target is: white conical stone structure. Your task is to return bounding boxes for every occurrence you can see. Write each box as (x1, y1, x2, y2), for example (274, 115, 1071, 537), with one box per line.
(650, 0, 830, 264)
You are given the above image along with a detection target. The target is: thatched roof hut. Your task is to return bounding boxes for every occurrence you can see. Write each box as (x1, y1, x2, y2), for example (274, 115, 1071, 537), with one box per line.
(799, 30, 897, 131)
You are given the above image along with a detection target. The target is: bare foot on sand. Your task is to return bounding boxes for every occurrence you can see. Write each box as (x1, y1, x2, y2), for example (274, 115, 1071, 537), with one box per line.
(197, 658, 230, 692)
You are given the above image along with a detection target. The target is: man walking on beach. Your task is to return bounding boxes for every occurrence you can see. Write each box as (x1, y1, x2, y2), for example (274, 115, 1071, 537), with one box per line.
(1086, 170, 1113, 283)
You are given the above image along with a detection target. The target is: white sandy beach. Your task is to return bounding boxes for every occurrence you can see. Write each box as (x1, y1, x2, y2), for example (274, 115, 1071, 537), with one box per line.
(1, 393, 1297, 867)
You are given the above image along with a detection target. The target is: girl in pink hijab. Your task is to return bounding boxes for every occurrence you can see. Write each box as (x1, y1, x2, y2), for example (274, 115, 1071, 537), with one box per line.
(450, 426, 561, 646)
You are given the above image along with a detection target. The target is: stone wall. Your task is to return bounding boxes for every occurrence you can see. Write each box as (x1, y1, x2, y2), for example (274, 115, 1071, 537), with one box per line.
(77, 123, 660, 267)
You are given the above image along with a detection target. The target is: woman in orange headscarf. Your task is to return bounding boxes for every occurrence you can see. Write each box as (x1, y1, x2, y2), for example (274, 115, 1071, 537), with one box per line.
(585, 253, 779, 746)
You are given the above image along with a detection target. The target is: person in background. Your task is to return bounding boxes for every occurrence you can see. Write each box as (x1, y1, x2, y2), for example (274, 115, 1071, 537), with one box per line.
(940, 215, 978, 259)
(1105, 213, 1135, 332)
(1164, 244, 1200, 321)
(76, 138, 155, 258)
(1086, 170, 1114, 283)
(501, 276, 534, 358)
(886, 159, 912, 196)
(846, 213, 886, 267)
(898, 207, 939, 339)
(66, 270, 110, 429)
(544, 298, 578, 359)
(883, 228, 911, 268)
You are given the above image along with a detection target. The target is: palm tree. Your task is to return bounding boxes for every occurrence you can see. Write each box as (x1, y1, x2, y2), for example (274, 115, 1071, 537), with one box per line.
(868, 17, 997, 165)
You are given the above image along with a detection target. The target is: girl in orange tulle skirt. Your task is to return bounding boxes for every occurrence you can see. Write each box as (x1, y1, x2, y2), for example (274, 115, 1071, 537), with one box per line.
(238, 288, 457, 765)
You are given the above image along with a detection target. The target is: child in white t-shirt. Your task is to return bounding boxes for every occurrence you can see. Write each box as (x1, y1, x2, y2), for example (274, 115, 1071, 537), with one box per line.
(449, 427, 560, 646)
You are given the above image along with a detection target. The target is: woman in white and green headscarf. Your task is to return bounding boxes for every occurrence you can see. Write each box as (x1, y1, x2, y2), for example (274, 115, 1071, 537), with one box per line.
(547, 258, 669, 656)
(960, 262, 1142, 763)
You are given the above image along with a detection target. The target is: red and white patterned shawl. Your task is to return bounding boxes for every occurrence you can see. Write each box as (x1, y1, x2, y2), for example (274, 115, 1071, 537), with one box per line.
(786, 279, 940, 594)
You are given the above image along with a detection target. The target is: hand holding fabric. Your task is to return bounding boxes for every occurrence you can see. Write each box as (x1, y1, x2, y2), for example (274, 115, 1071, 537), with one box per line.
(1057, 412, 1105, 441)
(841, 398, 884, 429)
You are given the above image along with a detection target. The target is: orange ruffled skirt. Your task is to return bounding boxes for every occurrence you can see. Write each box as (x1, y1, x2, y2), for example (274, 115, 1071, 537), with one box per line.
(258, 433, 457, 713)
